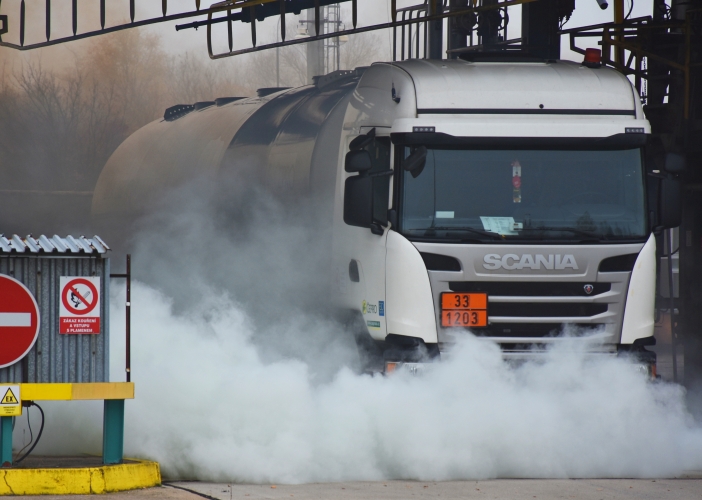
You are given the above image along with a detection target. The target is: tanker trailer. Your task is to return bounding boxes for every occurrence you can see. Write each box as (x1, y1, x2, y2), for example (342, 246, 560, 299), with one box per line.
(93, 56, 682, 375)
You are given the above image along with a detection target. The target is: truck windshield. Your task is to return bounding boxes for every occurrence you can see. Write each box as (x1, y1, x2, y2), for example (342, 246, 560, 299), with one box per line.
(400, 148, 647, 242)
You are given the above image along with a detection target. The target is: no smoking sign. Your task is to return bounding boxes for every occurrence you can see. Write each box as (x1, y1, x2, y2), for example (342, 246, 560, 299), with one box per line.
(59, 277, 101, 334)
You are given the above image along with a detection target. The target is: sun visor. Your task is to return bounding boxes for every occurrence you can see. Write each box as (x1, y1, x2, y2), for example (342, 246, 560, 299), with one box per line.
(391, 132, 648, 150)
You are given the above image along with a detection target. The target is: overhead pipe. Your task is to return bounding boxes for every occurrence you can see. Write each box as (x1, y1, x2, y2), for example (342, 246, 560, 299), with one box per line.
(427, 0, 443, 59)
(45, 0, 50, 41)
(227, 7, 233, 51)
(72, 0, 77, 35)
(613, 0, 624, 65)
(314, 0, 320, 35)
(250, 6, 256, 46)
(280, 0, 286, 40)
(20, 0, 25, 46)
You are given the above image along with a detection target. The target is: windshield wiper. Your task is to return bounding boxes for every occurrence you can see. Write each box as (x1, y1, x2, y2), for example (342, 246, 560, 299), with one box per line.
(519, 227, 605, 240)
(424, 226, 504, 240)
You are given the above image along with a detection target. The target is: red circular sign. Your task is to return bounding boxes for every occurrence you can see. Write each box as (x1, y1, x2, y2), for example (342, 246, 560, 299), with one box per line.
(61, 278, 99, 315)
(0, 274, 40, 369)
(512, 176, 522, 189)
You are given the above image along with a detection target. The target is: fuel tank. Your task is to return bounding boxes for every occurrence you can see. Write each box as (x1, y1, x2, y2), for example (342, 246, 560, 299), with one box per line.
(91, 70, 363, 233)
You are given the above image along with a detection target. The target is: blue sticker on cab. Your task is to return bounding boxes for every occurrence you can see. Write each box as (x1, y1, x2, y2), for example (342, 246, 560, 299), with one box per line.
(379, 301, 385, 316)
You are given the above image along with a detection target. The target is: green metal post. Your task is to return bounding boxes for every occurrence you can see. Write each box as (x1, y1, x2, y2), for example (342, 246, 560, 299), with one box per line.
(0, 416, 12, 467)
(103, 399, 125, 465)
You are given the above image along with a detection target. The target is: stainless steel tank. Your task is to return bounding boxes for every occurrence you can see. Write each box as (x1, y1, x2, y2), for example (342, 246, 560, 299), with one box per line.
(91, 70, 364, 232)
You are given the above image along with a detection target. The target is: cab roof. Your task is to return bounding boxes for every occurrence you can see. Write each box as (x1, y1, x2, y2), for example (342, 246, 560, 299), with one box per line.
(388, 59, 638, 116)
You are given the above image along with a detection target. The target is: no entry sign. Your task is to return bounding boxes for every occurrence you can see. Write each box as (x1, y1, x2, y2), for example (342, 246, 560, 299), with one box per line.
(0, 274, 40, 369)
(60, 277, 101, 334)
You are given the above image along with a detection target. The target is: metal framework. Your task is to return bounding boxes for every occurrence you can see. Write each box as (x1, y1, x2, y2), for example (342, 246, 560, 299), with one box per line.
(563, 6, 702, 385)
(0, 0, 350, 51)
(563, 10, 702, 120)
(204, 0, 531, 59)
(0, 0, 532, 61)
(324, 4, 343, 73)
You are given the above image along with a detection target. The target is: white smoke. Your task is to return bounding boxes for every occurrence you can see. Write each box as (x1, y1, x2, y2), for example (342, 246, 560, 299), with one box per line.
(102, 283, 702, 482)
(19, 179, 702, 481)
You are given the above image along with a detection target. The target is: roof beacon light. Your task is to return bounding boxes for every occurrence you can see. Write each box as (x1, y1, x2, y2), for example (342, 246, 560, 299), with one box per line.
(595, 0, 609, 10)
(583, 48, 602, 68)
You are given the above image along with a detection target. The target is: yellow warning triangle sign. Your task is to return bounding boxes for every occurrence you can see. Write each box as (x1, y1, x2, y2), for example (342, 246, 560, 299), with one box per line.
(1, 388, 18, 404)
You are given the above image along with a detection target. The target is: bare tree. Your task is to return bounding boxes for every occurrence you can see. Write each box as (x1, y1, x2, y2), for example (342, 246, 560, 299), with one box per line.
(167, 52, 250, 103)
(241, 26, 386, 91)
(0, 17, 389, 233)
(80, 29, 168, 132)
(341, 31, 386, 70)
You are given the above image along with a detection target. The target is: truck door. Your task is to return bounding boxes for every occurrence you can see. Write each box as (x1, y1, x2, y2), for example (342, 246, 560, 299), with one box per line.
(335, 132, 392, 340)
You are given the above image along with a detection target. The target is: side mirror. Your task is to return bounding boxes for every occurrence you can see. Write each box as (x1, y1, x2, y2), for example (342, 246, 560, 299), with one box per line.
(344, 175, 373, 228)
(345, 150, 373, 173)
(660, 176, 682, 229)
(664, 153, 686, 173)
(403, 146, 427, 178)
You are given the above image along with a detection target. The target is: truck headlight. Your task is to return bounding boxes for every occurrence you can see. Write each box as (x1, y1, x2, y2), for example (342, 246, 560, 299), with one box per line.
(631, 362, 658, 379)
(385, 361, 425, 375)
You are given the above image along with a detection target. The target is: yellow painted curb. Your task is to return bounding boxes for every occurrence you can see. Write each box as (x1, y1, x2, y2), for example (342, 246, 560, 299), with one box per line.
(21, 383, 135, 401)
(0, 459, 160, 495)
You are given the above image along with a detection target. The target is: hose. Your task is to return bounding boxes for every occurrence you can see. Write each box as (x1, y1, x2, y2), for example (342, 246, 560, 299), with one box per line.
(624, 0, 635, 20)
(13, 406, 33, 460)
(14, 402, 45, 464)
(660, 246, 679, 257)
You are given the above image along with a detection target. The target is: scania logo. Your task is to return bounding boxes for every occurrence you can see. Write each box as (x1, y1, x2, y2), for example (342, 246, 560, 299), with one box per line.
(584, 284, 594, 295)
(483, 254, 579, 271)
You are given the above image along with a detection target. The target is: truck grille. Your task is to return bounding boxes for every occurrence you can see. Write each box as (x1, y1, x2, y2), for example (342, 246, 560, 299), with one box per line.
(442, 281, 614, 339)
(472, 322, 604, 338)
(449, 281, 611, 297)
(489, 302, 608, 317)
(414, 242, 643, 347)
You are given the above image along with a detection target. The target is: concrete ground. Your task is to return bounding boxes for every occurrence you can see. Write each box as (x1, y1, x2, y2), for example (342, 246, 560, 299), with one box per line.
(15, 477, 702, 500)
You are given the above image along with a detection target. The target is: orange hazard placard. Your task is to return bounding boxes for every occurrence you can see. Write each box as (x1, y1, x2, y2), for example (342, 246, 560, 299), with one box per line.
(441, 310, 488, 328)
(441, 293, 487, 310)
(440, 292, 488, 328)
(59, 277, 101, 334)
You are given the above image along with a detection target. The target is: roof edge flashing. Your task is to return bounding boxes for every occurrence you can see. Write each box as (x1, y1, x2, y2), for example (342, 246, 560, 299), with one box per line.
(0, 235, 110, 255)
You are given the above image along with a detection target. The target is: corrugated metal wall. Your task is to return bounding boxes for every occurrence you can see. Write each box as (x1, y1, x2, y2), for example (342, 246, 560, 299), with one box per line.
(0, 256, 110, 383)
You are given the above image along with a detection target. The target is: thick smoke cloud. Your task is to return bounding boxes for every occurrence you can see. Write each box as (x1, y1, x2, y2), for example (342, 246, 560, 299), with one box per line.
(18, 179, 702, 482)
(108, 286, 702, 482)
(123, 177, 358, 379)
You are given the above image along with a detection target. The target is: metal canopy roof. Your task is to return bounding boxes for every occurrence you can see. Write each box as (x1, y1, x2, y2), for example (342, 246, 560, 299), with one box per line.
(0, 235, 110, 254)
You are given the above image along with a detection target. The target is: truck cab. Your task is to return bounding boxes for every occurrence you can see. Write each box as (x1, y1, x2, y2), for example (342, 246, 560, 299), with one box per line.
(333, 58, 665, 374)
(92, 55, 677, 377)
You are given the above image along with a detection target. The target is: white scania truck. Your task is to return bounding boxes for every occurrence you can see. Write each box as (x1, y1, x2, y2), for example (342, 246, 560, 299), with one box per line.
(94, 54, 681, 375)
